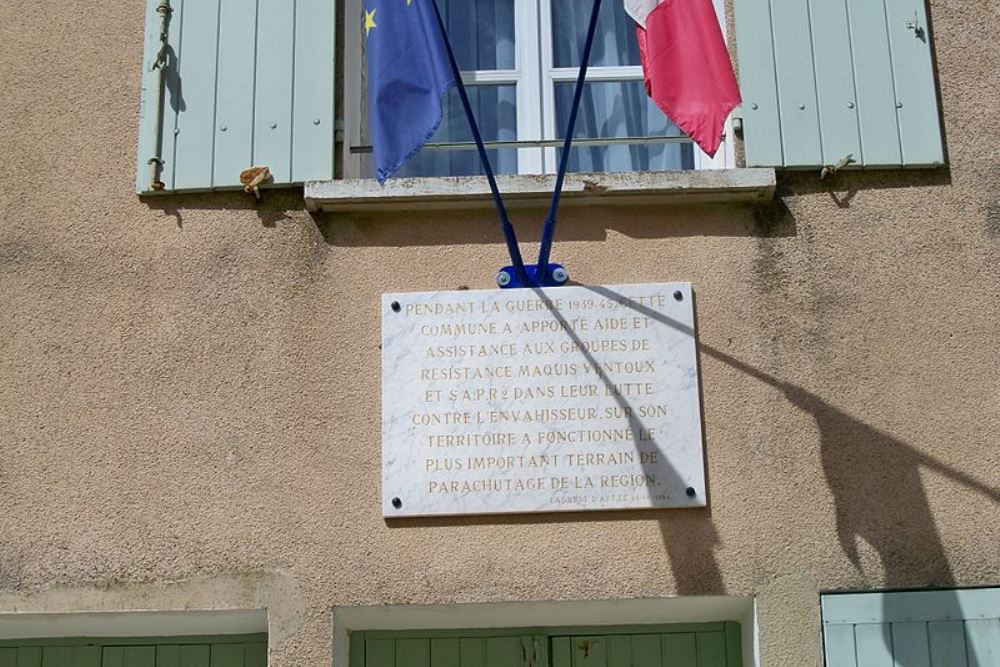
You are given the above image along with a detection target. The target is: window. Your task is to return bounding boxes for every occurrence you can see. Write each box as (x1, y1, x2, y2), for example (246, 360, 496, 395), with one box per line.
(343, 0, 733, 180)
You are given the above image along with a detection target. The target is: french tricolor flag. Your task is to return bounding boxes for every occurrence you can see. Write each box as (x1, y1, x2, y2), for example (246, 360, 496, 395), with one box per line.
(626, 0, 742, 158)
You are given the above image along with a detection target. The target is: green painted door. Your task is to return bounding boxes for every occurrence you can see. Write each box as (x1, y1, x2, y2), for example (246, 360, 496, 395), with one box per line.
(352, 624, 741, 667)
(0, 637, 265, 667)
(550, 627, 738, 667)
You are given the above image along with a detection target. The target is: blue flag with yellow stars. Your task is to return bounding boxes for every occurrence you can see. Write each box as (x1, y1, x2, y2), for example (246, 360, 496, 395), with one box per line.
(364, 0, 456, 183)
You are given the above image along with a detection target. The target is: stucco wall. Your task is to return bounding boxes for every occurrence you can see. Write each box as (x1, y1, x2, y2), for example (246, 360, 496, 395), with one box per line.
(1, 1, 998, 665)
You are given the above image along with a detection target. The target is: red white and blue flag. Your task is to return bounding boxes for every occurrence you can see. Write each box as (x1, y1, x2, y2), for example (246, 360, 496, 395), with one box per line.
(625, 0, 741, 157)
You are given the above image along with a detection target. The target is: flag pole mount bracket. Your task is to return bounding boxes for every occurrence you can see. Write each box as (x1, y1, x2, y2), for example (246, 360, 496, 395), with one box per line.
(496, 264, 568, 289)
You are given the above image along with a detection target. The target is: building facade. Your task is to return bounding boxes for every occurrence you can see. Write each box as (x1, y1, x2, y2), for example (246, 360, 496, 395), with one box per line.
(1, 0, 998, 665)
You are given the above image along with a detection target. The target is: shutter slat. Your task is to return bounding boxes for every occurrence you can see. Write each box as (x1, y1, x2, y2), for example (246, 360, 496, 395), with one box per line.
(607, 636, 631, 667)
(660, 634, 697, 666)
(210, 645, 241, 667)
(807, 0, 862, 165)
(854, 624, 893, 667)
(965, 619, 1000, 667)
(890, 623, 930, 667)
(16, 648, 42, 667)
(155, 646, 179, 667)
(252, 0, 296, 182)
(769, 0, 822, 165)
(40, 647, 72, 667)
(157, 0, 184, 191)
(564, 636, 604, 667)
(484, 638, 521, 667)
(823, 624, 858, 667)
(551, 638, 571, 667)
(429, 638, 461, 667)
(136, 0, 163, 193)
(928, 621, 968, 667)
(732, 0, 783, 166)
(696, 632, 727, 667)
(458, 639, 484, 667)
(629, 635, 660, 667)
(723, 622, 742, 667)
(172, 0, 222, 190)
(75, 648, 101, 667)
(180, 646, 209, 667)
(397, 640, 430, 667)
(123, 647, 155, 667)
(845, 0, 902, 166)
(366, 640, 395, 667)
(292, 0, 336, 182)
(885, 0, 944, 165)
(102, 648, 123, 667)
(213, 0, 259, 187)
(244, 642, 267, 667)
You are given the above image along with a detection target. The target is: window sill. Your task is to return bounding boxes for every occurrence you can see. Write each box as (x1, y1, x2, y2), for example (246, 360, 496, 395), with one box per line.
(304, 169, 775, 213)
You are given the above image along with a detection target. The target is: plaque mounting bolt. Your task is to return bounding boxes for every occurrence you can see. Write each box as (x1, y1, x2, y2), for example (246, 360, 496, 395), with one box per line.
(390, 301, 401, 313)
(673, 290, 684, 301)
(391, 497, 402, 509)
(685, 487, 697, 497)
(496, 271, 511, 287)
(551, 267, 569, 284)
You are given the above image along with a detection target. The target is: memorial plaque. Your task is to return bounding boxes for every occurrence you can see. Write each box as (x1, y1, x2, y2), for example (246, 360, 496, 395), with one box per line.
(381, 283, 705, 517)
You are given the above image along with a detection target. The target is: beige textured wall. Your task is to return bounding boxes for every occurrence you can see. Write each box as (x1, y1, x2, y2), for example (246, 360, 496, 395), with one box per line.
(1, 1, 998, 665)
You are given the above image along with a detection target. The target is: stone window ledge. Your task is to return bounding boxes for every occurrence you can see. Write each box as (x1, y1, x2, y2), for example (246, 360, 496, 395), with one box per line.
(304, 168, 775, 213)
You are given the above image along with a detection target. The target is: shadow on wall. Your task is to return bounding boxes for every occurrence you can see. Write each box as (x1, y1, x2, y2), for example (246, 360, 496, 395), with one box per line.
(778, 167, 952, 211)
(312, 198, 797, 248)
(392, 286, 998, 630)
(139, 164, 959, 246)
(582, 284, 997, 602)
(310, 167, 958, 248)
(143, 191, 300, 228)
(596, 288, 996, 665)
(538, 286, 725, 596)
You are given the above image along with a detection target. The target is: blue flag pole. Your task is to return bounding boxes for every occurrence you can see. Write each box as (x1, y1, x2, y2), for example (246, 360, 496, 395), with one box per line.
(429, 0, 529, 287)
(536, 0, 603, 285)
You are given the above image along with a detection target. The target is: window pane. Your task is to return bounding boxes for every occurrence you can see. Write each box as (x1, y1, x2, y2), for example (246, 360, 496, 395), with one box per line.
(362, 85, 518, 178)
(554, 80, 695, 172)
(443, 0, 515, 70)
(551, 0, 639, 67)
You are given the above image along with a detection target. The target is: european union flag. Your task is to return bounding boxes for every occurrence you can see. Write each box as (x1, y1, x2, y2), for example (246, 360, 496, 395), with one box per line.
(365, 0, 456, 183)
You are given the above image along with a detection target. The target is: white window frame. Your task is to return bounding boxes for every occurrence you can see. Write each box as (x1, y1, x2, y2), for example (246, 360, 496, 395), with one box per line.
(342, 0, 735, 179)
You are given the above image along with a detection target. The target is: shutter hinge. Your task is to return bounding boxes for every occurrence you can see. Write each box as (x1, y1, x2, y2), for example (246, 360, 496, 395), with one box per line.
(820, 153, 854, 180)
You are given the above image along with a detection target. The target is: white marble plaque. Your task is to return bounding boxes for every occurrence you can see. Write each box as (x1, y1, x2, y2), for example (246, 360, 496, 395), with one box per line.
(381, 283, 705, 517)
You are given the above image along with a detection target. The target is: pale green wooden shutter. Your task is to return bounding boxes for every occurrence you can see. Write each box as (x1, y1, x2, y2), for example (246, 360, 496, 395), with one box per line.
(732, 0, 944, 169)
(822, 588, 1000, 667)
(137, 0, 336, 194)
